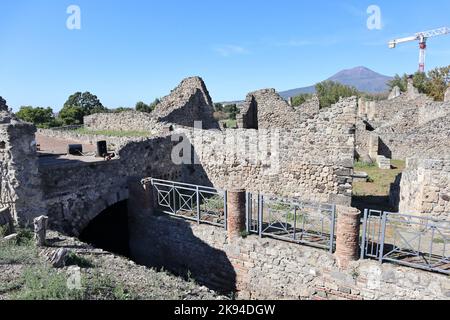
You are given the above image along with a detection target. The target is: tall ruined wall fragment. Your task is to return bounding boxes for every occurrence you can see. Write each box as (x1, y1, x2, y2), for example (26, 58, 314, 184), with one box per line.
(0, 97, 46, 224)
(152, 76, 219, 129)
(84, 76, 219, 131)
(237, 89, 303, 129)
(391, 158, 450, 220)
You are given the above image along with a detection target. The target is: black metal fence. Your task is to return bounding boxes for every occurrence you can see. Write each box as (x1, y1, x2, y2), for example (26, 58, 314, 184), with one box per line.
(145, 178, 227, 229)
(247, 193, 337, 253)
(361, 209, 450, 275)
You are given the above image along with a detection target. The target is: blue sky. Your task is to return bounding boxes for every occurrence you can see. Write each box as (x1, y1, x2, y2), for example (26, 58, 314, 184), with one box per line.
(1, 0, 449, 111)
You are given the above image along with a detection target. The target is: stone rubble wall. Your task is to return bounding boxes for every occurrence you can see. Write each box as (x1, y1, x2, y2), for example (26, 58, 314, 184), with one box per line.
(237, 89, 304, 129)
(84, 76, 219, 132)
(356, 92, 450, 160)
(391, 158, 450, 220)
(84, 111, 162, 132)
(0, 100, 46, 224)
(152, 76, 219, 129)
(129, 213, 450, 300)
(296, 94, 320, 120)
(180, 97, 357, 205)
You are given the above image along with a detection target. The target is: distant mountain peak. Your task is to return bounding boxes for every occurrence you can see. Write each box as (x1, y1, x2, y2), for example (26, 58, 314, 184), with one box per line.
(279, 66, 392, 99)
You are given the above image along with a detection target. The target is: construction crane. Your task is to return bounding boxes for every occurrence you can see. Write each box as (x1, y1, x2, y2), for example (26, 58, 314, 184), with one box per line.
(388, 27, 450, 73)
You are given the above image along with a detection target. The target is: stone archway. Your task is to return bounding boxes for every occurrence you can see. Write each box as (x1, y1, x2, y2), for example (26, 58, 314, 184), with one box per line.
(79, 200, 130, 257)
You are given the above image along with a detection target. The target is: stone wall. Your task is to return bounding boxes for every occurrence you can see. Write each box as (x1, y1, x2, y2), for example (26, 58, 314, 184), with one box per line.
(84, 77, 219, 132)
(391, 158, 450, 220)
(40, 133, 184, 235)
(237, 89, 303, 129)
(180, 97, 357, 206)
(0, 98, 46, 224)
(297, 94, 320, 120)
(152, 76, 219, 129)
(129, 213, 450, 300)
(356, 92, 450, 160)
(84, 111, 162, 133)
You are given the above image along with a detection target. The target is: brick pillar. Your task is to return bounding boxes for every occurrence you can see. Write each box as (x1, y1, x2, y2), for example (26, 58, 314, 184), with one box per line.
(226, 189, 246, 239)
(335, 206, 361, 269)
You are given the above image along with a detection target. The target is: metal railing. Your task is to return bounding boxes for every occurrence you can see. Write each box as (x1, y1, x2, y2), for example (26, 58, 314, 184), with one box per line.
(144, 178, 227, 229)
(361, 209, 450, 275)
(247, 193, 336, 253)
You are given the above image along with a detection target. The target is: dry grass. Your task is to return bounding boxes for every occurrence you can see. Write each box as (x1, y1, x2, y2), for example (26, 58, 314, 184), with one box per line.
(352, 160, 405, 211)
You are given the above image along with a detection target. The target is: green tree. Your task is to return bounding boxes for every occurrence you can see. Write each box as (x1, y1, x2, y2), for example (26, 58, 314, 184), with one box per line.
(16, 106, 59, 128)
(136, 99, 160, 113)
(291, 93, 313, 107)
(223, 104, 238, 120)
(426, 65, 450, 101)
(388, 65, 450, 101)
(112, 107, 133, 113)
(58, 105, 85, 125)
(315, 81, 360, 108)
(59, 92, 107, 124)
(214, 103, 224, 112)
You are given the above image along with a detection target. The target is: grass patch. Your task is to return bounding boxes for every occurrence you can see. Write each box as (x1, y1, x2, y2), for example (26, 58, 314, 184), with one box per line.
(12, 267, 136, 300)
(352, 160, 406, 211)
(66, 252, 95, 268)
(0, 227, 38, 265)
(223, 119, 237, 129)
(353, 160, 405, 197)
(73, 128, 151, 137)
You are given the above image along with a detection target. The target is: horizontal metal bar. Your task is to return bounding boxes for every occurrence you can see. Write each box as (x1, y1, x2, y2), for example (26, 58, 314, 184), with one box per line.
(149, 178, 220, 192)
(382, 257, 450, 275)
(260, 232, 331, 250)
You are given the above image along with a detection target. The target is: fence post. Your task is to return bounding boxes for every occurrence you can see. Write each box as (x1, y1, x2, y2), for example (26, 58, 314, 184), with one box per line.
(223, 190, 228, 231)
(329, 205, 336, 254)
(258, 194, 263, 238)
(245, 192, 250, 233)
(226, 189, 246, 240)
(360, 209, 368, 260)
(196, 186, 200, 224)
(378, 212, 388, 263)
(335, 206, 361, 269)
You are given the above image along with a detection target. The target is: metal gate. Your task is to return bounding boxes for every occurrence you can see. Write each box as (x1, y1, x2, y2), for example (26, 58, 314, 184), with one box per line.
(361, 209, 450, 274)
(246, 193, 336, 252)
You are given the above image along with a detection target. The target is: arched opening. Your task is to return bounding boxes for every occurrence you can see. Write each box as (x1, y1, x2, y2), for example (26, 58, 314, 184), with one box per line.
(79, 200, 130, 257)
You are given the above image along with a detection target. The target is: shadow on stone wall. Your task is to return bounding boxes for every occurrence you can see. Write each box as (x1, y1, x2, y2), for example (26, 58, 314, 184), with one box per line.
(129, 214, 236, 295)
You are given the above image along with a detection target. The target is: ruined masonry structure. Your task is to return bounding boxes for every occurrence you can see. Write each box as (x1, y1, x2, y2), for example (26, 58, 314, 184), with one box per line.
(391, 158, 450, 220)
(0, 97, 46, 225)
(2, 77, 449, 300)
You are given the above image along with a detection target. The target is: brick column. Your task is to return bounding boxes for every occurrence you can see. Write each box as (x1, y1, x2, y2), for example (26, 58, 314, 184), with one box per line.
(226, 189, 246, 239)
(335, 206, 361, 269)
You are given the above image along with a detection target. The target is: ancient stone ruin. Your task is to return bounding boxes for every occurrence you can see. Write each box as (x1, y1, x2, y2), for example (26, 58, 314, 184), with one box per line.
(1, 77, 449, 300)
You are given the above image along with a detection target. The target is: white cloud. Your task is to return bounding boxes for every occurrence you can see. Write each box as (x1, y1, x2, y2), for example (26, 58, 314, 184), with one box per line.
(214, 45, 249, 57)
